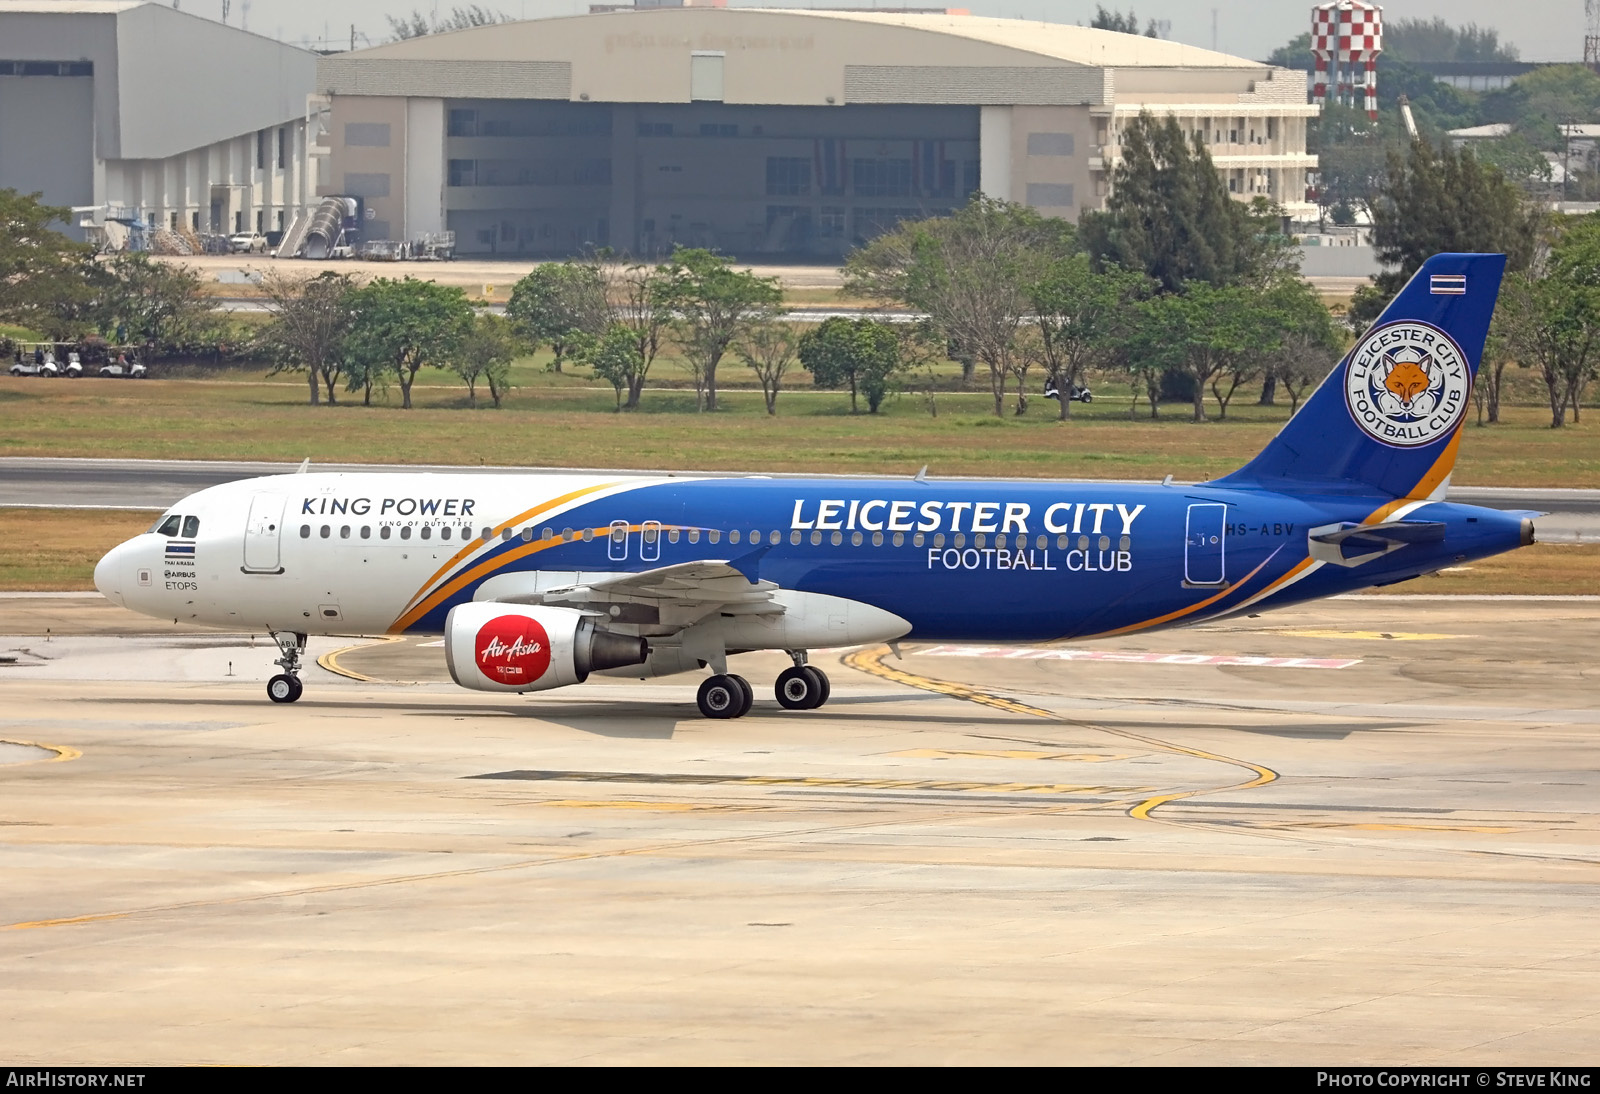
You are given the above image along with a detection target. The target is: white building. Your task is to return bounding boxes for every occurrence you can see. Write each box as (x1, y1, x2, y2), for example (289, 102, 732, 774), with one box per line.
(0, 1, 320, 242)
(317, 8, 1318, 258)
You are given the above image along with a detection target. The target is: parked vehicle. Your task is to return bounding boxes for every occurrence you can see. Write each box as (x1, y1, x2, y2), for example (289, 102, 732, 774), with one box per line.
(64, 350, 83, 377)
(1043, 380, 1093, 403)
(229, 232, 268, 254)
(9, 358, 60, 378)
(100, 355, 147, 379)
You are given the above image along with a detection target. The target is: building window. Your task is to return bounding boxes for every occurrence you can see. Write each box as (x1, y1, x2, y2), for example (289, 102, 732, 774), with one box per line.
(447, 109, 477, 137)
(169, 212, 179, 229)
(1026, 132, 1075, 156)
(234, 211, 244, 232)
(344, 122, 391, 147)
(574, 159, 612, 185)
(448, 160, 476, 187)
(256, 130, 266, 170)
(278, 127, 287, 169)
(637, 121, 672, 137)
(256, 211, 264, 233)
(817, 207, 846, 240)
(1026, 183, 1074, 208)
(191, 211, 200, 231)
(1229, 129, 1238, 143)
(766, 157, 811, 196)
(698, 123, 737, 138)
(852, 159, 912, 198)
(277, 210, 285, 230)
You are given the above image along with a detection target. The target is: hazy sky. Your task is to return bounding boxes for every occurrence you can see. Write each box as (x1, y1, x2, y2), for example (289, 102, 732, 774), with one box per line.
(200, 0, 1582, 61)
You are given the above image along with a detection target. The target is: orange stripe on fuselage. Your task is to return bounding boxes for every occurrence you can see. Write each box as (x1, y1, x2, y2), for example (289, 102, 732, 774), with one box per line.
(397, 481, 626, 618)
(1080, 549, 1282, 640)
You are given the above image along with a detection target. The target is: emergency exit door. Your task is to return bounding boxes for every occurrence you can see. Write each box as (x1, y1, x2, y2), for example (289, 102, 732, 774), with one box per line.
(242, 493, 286, 574)
(1184, 503, 1227, 587)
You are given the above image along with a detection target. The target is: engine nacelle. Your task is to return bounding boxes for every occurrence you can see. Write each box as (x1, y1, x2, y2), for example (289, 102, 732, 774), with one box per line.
(443, 602, 647, 693)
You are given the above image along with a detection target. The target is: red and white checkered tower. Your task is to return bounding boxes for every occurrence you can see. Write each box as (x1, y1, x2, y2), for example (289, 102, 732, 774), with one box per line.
(1311, 1, 1383, 120)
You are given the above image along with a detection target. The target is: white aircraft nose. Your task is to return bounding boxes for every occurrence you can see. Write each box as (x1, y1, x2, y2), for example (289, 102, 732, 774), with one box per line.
(94, 539, 133, 606)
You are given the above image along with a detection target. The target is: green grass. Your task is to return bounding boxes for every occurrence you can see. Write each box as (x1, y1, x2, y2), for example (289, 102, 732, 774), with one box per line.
(2, 361, 1598, 485)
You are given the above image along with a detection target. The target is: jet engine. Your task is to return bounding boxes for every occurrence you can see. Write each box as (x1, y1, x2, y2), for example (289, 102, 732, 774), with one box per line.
(443, 602, 647, 693)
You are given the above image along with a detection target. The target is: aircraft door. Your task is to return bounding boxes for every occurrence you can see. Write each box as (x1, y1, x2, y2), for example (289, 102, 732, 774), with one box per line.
(242, 493, 286, 574)
(640, 520, 661, 562)
(1184, 503, 1226, 587)
(607, 520, 631, 561)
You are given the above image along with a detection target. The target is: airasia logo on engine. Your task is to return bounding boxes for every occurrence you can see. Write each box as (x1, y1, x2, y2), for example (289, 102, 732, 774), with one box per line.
(475, 614, 552, 685)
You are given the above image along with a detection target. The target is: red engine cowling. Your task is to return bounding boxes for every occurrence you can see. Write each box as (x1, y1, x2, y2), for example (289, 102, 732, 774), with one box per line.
(443, 602, 647, 693)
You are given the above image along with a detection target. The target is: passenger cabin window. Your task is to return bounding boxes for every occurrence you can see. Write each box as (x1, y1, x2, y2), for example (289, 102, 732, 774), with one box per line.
(155, 515, 182, 537)
(181, 516, 200, 538)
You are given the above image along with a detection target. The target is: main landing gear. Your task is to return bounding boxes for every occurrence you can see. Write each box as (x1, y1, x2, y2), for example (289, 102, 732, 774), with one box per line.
(695, 654, 832, 719)
(267, 631, 306, 704)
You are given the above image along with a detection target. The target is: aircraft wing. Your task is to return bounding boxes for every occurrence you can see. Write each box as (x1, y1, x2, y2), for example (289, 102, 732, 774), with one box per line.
(488, 552, 781, 631)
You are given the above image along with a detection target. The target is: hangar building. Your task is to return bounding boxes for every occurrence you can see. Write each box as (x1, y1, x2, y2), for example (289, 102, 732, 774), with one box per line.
(0, 1, 319, 241)
(319, 7, 1317, 258)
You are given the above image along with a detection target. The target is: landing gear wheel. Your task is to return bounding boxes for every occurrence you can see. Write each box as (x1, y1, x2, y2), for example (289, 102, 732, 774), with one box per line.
(802, 666, 831, 709)
(697, 674, 749, 719)
(267, 673, 303, 704)
(776, 666, 823, 710)
(727, 674, 754, 717)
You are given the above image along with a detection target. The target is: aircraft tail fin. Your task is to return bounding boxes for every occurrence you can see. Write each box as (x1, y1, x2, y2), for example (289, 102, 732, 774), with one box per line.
(1217, 252, 1506, 500)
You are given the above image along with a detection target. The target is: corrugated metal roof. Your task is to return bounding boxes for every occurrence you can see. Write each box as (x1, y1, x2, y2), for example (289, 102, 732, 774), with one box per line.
(0, 1, 145, 12)
(773, 11, 1264, 68)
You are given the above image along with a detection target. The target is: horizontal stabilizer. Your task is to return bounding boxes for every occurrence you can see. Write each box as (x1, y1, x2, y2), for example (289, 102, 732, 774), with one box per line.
(1307, 520, 1446, 567)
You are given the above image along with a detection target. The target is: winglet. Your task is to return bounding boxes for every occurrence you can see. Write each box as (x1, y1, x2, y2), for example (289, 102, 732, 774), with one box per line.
(914, 465, 928, 483)
(296, 458, 311, 474)
(727, 545, 771, 584)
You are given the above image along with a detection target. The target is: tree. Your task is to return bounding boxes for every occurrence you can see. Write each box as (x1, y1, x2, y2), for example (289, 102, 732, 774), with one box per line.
(655, 247, 781, 412)
(1090, 6, 1159, 37)
(387, 5, 506, 40)
(1501, 215, 1600, 428)
(1128, 283, 1282, 422)
(1263, 280, 1343, 415)
(844, 196, 1075, 416)
(344, 278, 473, 410)
(0, 189, 92, 336)
(90, 253, 213, 362)
(736, 315, 802, 415)
(259, 270, 360, 406)
(798, 317, 902, 414)
(588, 252, 671, 410)
(1356, 139, 1540, 327)
(1080, 113, 1297, 295)
(505, 261, 607, 373)
(1029, 254, 1149, 420)
(1383, 17, 1518, 64)
(450, 311, 521, 408)
(1268, 32, 1313, 70)
(1483, 65, 1600, 152)
(578, 323, 638, 411)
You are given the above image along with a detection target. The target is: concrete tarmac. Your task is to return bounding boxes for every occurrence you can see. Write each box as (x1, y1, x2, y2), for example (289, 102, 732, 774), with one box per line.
(2, 595, 1597, 1064)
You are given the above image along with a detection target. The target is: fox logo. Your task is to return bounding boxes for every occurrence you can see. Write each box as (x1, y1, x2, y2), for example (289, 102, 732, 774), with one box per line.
(475, 614, 552, 685)
(1344, 321, 1470, 449)
(1376, 347, 1440, 419)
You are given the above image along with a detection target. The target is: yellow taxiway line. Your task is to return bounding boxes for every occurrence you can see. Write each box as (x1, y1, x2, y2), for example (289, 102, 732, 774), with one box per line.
(842, 644, 1278, 823)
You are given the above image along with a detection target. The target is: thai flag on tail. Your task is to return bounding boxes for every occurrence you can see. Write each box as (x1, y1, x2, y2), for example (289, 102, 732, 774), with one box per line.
(1430, 274, 1467, 295)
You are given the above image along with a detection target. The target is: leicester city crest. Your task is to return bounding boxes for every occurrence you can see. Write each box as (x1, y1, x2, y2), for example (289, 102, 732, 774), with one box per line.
(1343, 321, 1471, 449)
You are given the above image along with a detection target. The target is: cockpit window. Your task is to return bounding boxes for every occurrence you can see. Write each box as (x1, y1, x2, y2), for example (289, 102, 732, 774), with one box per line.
(181, 516, 200, 538)
(154, 515, 182, 537)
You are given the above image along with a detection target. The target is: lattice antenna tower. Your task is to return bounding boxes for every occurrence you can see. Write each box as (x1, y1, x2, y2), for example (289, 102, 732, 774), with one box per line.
(1587, 0, 1600, 70)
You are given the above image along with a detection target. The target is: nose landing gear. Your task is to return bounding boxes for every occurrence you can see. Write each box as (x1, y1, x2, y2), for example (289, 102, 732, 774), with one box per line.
(266, 631, 307, 704)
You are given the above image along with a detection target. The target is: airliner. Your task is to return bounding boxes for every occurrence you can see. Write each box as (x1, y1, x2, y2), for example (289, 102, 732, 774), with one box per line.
(94, 254, 1533, 718)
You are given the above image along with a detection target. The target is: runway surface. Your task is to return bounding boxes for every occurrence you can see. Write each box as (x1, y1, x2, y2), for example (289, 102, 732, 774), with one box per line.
(1, 595, 1596, 1064)
(3, 457, 1596, 543)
